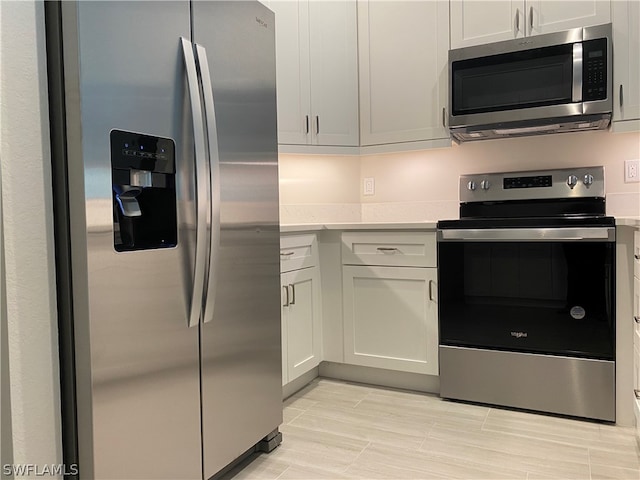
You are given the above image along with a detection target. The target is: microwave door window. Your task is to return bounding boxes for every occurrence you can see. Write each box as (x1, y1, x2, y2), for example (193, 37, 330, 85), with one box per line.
(452, 45, 574, 115)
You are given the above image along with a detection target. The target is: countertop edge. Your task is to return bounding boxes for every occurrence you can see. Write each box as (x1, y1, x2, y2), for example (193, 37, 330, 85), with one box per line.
(280, 222, 438, 232)
(280, 217, 640, 232)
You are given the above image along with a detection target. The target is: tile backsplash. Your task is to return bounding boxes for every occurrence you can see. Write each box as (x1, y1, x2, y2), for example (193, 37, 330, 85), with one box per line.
(279, 130, 640, 223)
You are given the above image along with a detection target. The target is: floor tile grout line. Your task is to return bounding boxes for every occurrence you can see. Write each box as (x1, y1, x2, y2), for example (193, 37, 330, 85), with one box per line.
(274, 464, 292, 480)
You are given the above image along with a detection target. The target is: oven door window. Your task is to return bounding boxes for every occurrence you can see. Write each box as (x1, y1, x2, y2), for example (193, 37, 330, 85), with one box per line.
(438, 240, 614, 360)
(451, 44, 574, 116)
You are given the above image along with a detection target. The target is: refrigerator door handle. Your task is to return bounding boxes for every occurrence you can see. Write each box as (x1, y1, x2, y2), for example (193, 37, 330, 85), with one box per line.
(181, 37, 210, 328)
(195, 44, 221, 325)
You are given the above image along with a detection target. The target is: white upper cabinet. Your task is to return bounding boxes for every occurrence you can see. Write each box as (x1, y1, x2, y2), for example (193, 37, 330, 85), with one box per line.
(612, 0, 640, 127)
(358, 0, 450, 147)
(450, 0, 525, 48)
(451, 0, 611, 49)
(270, 0, 359, 147)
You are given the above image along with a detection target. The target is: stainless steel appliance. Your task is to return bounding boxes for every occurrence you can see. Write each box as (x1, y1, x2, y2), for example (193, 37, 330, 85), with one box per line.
(448, 24, 612, 142)
(437, 167, 615, 422)
(46, 1, 282, 478)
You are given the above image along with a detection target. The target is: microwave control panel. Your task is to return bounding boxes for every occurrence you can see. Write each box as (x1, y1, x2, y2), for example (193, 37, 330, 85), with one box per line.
(583, 38, 607, 102)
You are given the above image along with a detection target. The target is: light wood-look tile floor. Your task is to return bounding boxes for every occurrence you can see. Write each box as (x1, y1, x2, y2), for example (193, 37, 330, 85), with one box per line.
(230, 378, 640, 480)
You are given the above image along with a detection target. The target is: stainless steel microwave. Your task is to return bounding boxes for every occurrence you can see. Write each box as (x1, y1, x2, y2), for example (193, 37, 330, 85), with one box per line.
(448, 24, 612, 142)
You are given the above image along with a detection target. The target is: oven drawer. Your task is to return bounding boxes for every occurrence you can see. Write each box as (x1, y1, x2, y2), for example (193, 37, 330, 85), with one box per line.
(341, 232, 436, 267)
(280, 234, 318, 273)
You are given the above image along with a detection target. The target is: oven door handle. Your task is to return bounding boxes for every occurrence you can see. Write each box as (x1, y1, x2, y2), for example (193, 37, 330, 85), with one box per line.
(437, 227, 615, 242)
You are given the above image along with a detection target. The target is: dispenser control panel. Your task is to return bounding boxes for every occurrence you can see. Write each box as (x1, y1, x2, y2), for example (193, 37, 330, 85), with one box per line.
(110, 130, 177, 252)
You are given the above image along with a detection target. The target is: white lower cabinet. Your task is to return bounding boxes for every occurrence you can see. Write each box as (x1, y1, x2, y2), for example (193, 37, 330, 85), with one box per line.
(280, 233, 322, 386)
(341, 231, 439, 375)
(343, 266, 438, 375)
(634, 230, 640, 437)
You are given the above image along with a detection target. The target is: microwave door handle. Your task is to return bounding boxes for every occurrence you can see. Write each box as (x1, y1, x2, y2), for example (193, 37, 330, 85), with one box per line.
(573, 43, 583, 103)
(181, 37, 209, 329)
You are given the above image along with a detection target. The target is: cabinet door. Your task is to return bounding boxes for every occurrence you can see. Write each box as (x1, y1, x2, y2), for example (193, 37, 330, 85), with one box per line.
(282, 267, 322, 382)
(612, 0, 640, 124)
(343, 266, 438, 375)
(358, 0, 450, 146)
(308, 0, 359, 146)
(450, 0, 525, 49)
(270, 0, 311, 145)
(281, 281, 289, 386)
(527, 0, 610, 36)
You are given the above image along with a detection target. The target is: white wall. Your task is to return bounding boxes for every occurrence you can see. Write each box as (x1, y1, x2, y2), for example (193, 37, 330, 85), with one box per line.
(0, 0, 62, 475)
(279, 129, 640, 223)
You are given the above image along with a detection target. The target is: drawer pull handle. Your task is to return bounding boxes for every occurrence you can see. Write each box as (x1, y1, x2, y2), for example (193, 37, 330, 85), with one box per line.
(635, 389, 640, 400)
(280, 251, 295, 257)
(635, 316, 640, 324)
(635, 254, 640, 260)
(377, 247, 399, 253)
(289, 284, 296, 305)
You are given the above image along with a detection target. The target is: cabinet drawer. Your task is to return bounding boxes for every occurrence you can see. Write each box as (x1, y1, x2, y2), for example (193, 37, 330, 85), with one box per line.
(634, 230, 640, 279)
(280, 234, 318, 273)
(341, 231, 436, 267)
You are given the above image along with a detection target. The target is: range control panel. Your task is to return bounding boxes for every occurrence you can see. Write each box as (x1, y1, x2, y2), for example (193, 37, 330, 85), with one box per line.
(459, 166, 605, 203)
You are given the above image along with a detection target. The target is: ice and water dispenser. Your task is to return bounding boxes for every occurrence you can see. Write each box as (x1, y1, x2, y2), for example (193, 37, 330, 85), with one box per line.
(111, 129, 177, 251)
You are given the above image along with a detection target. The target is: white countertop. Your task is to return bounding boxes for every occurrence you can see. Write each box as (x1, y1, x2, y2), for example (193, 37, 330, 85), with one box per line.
(281, 217, 640, 233)
(280, 221, 438, 233)
(616, 217, 640, 227)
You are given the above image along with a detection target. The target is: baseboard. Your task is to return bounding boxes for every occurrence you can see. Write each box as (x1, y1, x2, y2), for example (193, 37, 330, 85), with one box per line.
(319, 361, 440, 394)
(282, 367, 319, 400)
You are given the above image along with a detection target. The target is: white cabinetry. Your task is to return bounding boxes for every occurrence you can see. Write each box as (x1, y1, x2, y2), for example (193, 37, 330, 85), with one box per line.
(357, 1, 450, 148)
(633, 230, 640, 439)
(450, 0, 611, 49)
(341, 232, 438, 375)
(270, 0, 358, 147)
(612, 0, 640, 129)
(280, 234, 322, 386)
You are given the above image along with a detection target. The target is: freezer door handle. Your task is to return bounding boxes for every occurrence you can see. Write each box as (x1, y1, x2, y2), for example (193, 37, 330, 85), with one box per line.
(195, 43, 221, 325)
(181, 37, 209, 328)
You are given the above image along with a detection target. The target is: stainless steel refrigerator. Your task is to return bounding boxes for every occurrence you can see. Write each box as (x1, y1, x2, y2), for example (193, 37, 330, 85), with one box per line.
(46, 1, 282, 478)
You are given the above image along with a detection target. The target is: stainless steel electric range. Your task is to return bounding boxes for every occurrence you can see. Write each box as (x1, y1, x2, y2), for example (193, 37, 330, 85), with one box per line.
(437, 166, 615, 422)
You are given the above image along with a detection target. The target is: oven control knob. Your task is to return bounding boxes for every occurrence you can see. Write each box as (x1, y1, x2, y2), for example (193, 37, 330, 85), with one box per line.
(480, 180, 490, 190)
(467, 181, 476, 191)
(583, 174, 594, 187)
(567, 175, 578, 189)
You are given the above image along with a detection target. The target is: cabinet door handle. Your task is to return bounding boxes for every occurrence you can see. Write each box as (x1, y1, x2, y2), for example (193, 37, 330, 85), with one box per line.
(305, 115, 310, 134)
(289, 284, 296, 305)
(515, 8, 520, 34)
(529, 6, 534, 33)
(442, 107, 446, 128)
(280, 251, 295, 257)
(634, 254, 640, 260)
(635, 316, 640, 324)
(620, 85, 624, 107)
(283, 285, 289, 307)
(635, 389, 640, 399)
(315, 115, 320, 135)
(429, 280, 435, 301)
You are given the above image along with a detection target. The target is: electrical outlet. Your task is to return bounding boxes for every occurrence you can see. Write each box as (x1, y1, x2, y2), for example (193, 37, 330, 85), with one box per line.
(625, 159, 640, 183)
(364, 177, 375, 196)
